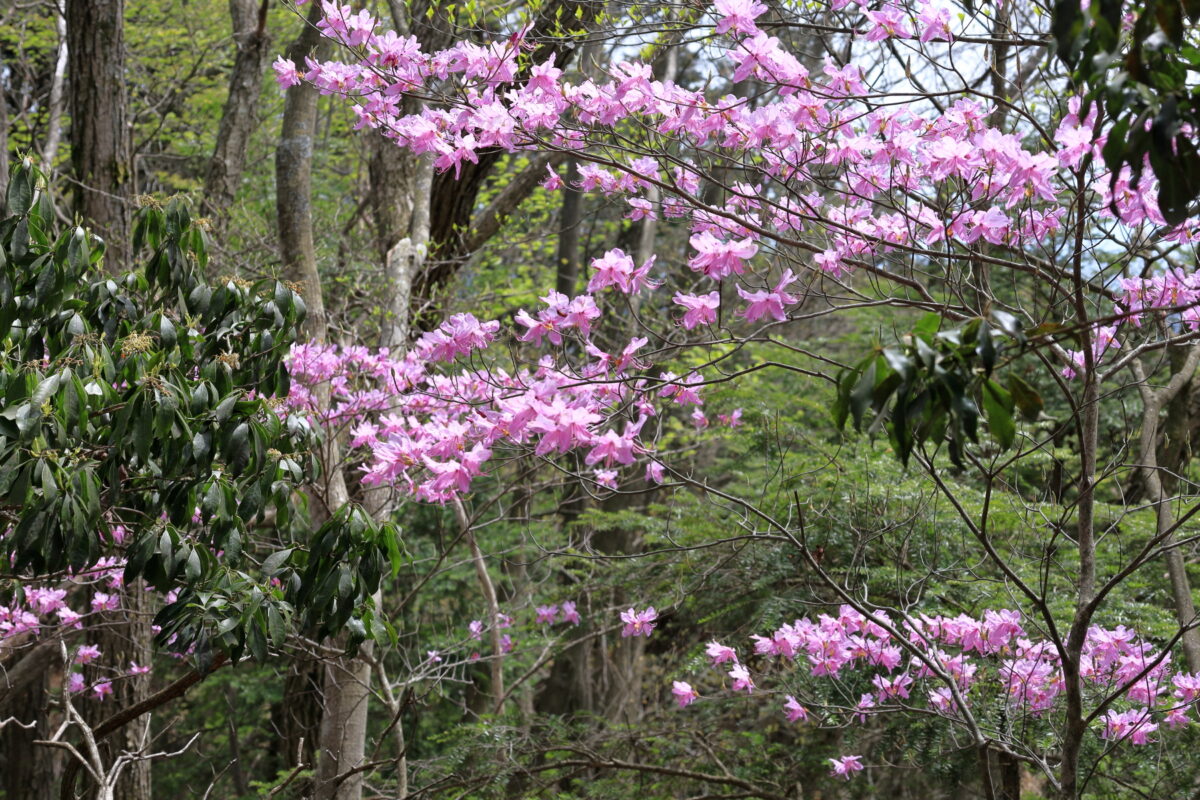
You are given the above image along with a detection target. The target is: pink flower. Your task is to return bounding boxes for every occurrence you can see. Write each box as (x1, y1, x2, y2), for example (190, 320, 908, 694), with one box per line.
(90, 592, 119, 612)
(829, 755, 864, 780)
(542, 165, 564, 190)
(561, 601, 581, 625)
(25, 587, 67, 614)
(468, 619, 484, 640)
(587, 249, 658, 294)
(917, 2, 954, 42)
(854, 692, 876, 722)
(688, 232, 757, 279)
(93, 681, 113, 700)
(621, 607, 658, 638)
(736, 269, 798, 323)
(706, 641, 738, 665)
(673, 291, 721, 329)
(75, 645, 101, 665)
(273, 56, 304, 88)
(717, 408, 743, 427)
(500, 634, 514, 653)
(728, 664, 755, 693)
(784, 695, 808, 722)
(128, 661, 151, 675)
(871, 672, 914, 700)
(645, 460, 666, 484)
(713, 0, 768, 35)
(1100, 709, 1157, 744)
(427, 650, 443, 663)
(594, 468, 619, 490)
(1165, 707, 1191, 729)
(57, 607, 82, 628)
(536, 605, 559, 624)
(864, 5, 913, 40)
(672, 680, 700, 708)
(66, 672, 86, 693)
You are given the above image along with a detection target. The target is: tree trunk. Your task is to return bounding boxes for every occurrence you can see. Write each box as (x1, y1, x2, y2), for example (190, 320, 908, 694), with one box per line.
(555, 159, 583, 297)
(42, 7, 69, 168)
(0, 65, 9, 205)
(82, 584, 154, 800)
(269, 656, 323, 776)
(0, 640, 64, 799)
(67, 0, 131, 268)
(314, 646, 374, 800)
(276, 11, 374, 799)
(1133, 350, 1200, 672)
(203, 0, 272, 227)
(276, 1, 331, 342)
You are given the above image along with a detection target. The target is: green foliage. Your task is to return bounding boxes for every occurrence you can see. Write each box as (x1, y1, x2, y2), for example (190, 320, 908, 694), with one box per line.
(1054, 0, 1200, 222)
(0, 159, 396, 662)
(834, 311, 1042, 467)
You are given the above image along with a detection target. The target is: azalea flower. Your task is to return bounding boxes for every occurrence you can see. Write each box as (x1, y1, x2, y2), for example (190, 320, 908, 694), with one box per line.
(784, 695, 808, 722)
(673, 291, 721, 329)
(706, 641, 738, 665)
(672, 680, 700, 708)
(621, 607, 658, 638)
(829, 754, 864, 779)
(713, 0, 768, 35)
(729, 664, 755, 693)
(75, 644, 101, 665)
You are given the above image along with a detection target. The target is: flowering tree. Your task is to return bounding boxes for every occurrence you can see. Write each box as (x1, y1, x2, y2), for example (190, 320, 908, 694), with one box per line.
(269, 0, 1200, 796)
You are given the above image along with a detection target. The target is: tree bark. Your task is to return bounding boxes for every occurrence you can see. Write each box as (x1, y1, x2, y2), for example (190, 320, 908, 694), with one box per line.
(1132, 349, 1200, 672)
(277, 11, 374, 799)
(313, 646, 374, 800)
(81, 584, 154, 800)
(269, 656, 323, 776)
(203, 0, 273, 227)
(0, 640, 64, 799)
(42, 7, 69, 168)
(555, 159, 583, 297)
(277, 1, 331, 342)
(0, 65, 9, 206)
(67, 0, 132, 268)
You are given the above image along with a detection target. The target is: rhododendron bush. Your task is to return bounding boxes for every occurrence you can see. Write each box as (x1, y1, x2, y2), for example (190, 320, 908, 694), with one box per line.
(0, 161, 397, 715)
(270, 0, 1200, 796)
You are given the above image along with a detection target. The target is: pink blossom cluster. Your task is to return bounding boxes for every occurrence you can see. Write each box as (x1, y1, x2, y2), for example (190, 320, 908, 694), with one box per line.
(285, 306, 720, 499)
(287, 1, 1200, 395)
(282, 4, 1148, 326)
(668, 605, 1200, 774)
(454, 601, 583, 661)
(2, 547, 159, 700)
(535, 601, 582, 626)
(1, 557, 125, 641)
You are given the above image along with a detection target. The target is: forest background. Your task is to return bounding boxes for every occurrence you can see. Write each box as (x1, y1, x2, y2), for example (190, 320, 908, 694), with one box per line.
(4, 0, 1200, 798)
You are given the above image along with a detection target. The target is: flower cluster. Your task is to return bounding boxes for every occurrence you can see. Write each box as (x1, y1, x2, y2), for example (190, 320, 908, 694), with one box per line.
(668, 605, 1200, 778)
(287, 0, 1200, 397)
